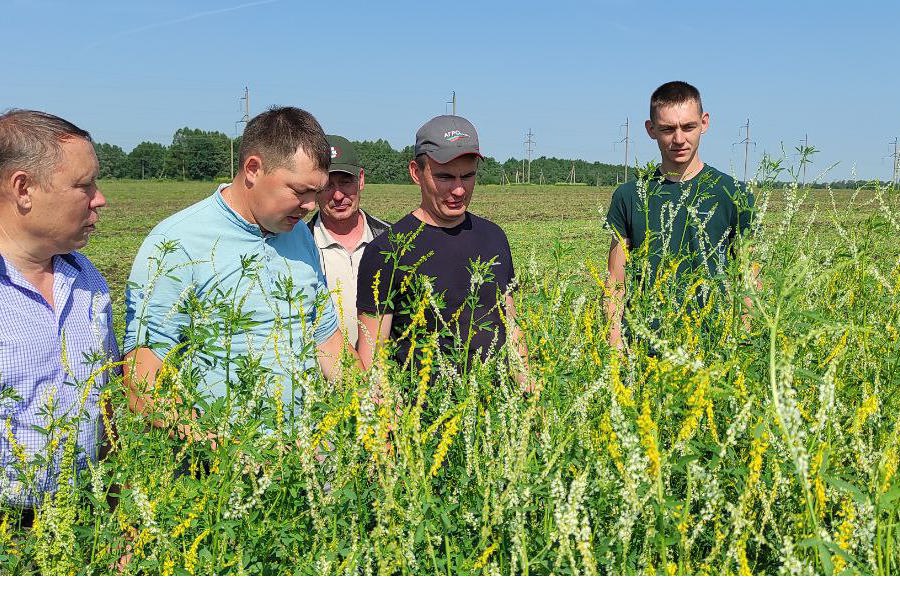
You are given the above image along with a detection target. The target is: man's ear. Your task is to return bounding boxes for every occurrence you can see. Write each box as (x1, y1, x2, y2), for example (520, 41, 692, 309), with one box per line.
(243, 155, 264, 185)
(358, 168, 365, 191)
(645, 119, 657, 140)
(9, 170, 34, 211)
(408, 160, 422, 185)
(700, 112, 710, 134)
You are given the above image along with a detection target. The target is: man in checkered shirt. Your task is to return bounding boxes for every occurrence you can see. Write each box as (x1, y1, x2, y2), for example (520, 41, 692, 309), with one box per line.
(0, 110, 119, 521)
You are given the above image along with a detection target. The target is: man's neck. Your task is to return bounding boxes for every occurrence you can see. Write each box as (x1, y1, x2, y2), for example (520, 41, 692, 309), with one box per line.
(320, 210, 364, 243)
(412, 207, 465, 229)
(660, 158, 705, 183)
(219, 180, 258, 226)
(0, 224, 53, 277)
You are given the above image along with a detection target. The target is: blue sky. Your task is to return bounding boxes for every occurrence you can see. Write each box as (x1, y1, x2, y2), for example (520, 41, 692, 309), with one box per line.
(3, 0, 898, 181)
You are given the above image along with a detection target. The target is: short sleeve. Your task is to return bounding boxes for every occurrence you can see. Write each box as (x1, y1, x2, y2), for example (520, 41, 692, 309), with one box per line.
(357, 238, 391, 316)
(305, 234, 339, 346)
(499, 229, 516, 294)
(606, 187, 630, 240)
(123, 235, 193, 359)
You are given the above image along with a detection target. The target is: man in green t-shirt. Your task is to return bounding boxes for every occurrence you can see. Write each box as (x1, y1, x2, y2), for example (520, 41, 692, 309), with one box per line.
(604, 81, 755, 348)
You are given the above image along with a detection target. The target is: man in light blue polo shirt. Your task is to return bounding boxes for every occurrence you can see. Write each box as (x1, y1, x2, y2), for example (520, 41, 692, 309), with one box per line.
(0, 110, 118, 515)
(124, 107, 357, 433)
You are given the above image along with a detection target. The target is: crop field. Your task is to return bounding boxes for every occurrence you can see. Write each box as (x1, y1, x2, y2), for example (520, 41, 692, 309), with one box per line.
(2, 177, 900, 575)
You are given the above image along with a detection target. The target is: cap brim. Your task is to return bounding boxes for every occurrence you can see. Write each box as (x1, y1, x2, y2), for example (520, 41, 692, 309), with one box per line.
(425, 148, 483, 164)
(329, 162, 360, 174)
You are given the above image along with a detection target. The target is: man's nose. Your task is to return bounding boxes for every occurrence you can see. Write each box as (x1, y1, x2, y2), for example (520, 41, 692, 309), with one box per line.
(92, 188, 107, 209)
(332, 189, 346, 201)
(450, 182, 466, 196)
(672, 129, 685, 145)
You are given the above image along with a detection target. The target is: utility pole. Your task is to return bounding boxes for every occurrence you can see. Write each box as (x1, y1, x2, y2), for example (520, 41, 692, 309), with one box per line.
(615, 117, 630, 183)
(231, 86, 250, 179)
(890, 137, 900, 187)
(445, 91, 456, 115)
(735, 118, 756, 182)
(523, 128, 535, 184)
(800, 133, 809, 185)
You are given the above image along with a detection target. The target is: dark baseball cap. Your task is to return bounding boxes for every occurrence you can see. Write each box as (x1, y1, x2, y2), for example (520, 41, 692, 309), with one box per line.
(414, 115, 482, 164)
(326, 135, 361, 174)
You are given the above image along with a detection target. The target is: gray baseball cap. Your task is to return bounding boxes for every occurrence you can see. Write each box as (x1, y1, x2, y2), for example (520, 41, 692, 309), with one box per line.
(414, 115, 482, 164)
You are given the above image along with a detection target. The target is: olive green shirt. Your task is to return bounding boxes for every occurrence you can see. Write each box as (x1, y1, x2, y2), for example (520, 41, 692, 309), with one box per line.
(605, 164, 754, 290)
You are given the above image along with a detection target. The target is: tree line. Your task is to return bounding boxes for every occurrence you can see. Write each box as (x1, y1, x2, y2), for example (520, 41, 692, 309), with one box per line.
(94, 128, 631, 185)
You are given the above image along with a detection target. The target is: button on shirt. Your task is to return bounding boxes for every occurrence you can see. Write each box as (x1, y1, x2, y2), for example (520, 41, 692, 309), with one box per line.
(0, 253, 119, 508)
(312, 214, 375, 348)
(124, 185, 338, 415)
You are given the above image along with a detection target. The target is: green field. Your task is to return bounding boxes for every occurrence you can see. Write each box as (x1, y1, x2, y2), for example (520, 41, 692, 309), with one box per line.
(4, 178, 900, 575)
(82, 179, 885, 333)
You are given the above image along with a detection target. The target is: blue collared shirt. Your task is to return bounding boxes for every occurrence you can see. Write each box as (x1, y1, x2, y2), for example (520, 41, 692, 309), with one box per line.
(124, 185, 338, 416)
(0, 252, 120, 508)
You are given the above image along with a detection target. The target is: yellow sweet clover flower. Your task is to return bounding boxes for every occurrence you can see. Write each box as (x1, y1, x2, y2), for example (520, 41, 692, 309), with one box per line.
(472, 541, 498, 570)
(636, 398, 660, 478)
(598, 412, 624, 473)
(171, 495, 207, 540)
(746, 426, 769, 492)
(737, 535, 752, 576)
(4, 418, 28, 468)
(371, 269, 381, 308)
(820, 331, 848, 368)
(809, 446, 826, 520)
(309, 391, 359, 454)
(880, 445, 898, 494)
(832, 497, 856, 574)
(676, 372, 711, 444)
(429, 414, 460, 478)
(609, 353, 633, 408)
(184, 530, 210, 575)
(162, 554, 175, 576)
(851, 383, 878, 434)
(416, 334, 437, 406)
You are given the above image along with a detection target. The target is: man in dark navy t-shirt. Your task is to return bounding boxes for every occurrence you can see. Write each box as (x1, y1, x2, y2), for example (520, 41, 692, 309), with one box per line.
(356, 115, 529, 377)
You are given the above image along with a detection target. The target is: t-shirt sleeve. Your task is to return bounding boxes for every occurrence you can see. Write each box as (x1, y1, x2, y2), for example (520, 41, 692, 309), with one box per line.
(357, 238, 392, 316)
(605, 187, 629, 241)
(305, 233, 339, 346)
(122, 234, 193, 359)
(500, 228, 516, 295)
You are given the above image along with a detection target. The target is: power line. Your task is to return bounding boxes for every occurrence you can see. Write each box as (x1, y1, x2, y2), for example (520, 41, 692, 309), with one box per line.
(230, 86, 250, 179)
(890, 137, 900, 187)
(733, 118, 756, 182)
(445, 91, 456, 115)
(614, 117, 630, 183)
(523, 128, 535, 184)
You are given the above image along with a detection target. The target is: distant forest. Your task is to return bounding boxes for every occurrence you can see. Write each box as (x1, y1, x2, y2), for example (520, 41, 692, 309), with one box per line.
(93, 128, 894, 187)
(93, 128, 631, 185)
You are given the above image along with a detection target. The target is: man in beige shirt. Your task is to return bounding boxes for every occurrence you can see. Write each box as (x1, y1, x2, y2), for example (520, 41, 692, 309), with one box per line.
(308, 135, 390, 349)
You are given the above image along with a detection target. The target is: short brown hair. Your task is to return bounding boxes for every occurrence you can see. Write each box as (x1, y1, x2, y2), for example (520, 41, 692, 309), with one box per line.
(238, 106, 330, 173)
(0, 109, 92, 184)
(650, 81, 703, 122)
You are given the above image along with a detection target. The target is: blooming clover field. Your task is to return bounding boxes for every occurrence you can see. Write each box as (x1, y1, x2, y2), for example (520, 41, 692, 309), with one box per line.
(1, 176, 899, 575)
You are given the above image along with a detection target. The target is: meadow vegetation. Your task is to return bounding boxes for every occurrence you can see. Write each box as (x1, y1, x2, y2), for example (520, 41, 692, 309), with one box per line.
(1, 169, 899, 575)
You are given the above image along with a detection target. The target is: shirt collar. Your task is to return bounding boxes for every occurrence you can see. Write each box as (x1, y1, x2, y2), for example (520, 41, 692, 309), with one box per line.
(0, 252, 81, 280)
(214, 183, 271, 239)
(312, 211, 374, 251)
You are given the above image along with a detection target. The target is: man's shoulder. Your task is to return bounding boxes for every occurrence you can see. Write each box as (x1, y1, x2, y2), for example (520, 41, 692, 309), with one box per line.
(699, 164, 744, 194)
(146, 192, 220, 240)
(466, 212, 508, 239)
(612, 179, 641, 202)
(362, 210, 391, 236)
(65, 252, 110, 292)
